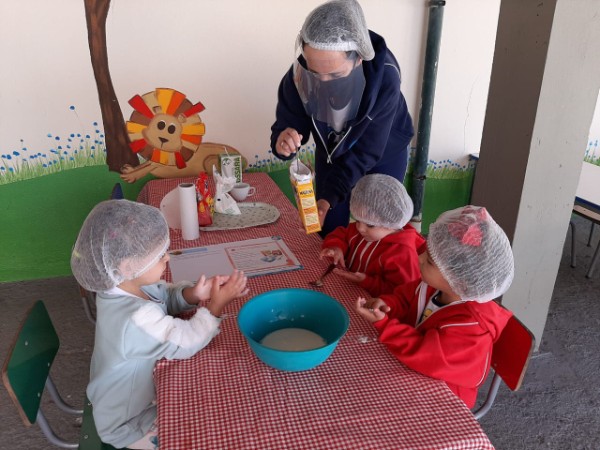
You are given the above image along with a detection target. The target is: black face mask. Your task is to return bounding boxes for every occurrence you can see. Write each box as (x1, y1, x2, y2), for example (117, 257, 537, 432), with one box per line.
(318, 66, 365, 110)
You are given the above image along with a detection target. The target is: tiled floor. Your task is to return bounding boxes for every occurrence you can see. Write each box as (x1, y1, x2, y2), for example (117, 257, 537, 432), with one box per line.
(1, 214, 598, 449)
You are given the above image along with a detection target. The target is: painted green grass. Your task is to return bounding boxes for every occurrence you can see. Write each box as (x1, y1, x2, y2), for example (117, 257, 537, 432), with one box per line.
(0, 166, 151, 282)
(0, 125, 107, 185)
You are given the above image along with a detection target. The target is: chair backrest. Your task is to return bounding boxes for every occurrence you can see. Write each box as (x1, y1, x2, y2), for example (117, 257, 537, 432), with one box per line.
(473, 313, 535, 420)
(2, 301, 59, 426)
(491, 314, 535, 391)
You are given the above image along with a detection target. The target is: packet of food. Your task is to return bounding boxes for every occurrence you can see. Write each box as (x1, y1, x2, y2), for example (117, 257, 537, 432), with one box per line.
(219, 151, 243, 183)
(195, 172, 213, 226)
(289, 159, 321, 234)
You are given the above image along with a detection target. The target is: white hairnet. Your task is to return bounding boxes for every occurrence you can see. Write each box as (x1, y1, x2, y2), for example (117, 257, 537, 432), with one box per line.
(298, 0, 375, 61)
(427, 206, 514, 302)
(71, 199, 170, 292)
(350, 174, 413, 229)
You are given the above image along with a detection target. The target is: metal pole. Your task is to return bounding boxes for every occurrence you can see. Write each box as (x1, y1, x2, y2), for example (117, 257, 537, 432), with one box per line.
(410, 0, 445, 231)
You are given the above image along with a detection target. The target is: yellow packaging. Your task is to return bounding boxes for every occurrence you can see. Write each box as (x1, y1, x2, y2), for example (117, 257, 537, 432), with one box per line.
(290, 159, 321, 234)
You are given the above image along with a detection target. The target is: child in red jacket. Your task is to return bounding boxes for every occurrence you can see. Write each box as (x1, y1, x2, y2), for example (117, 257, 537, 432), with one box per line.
(320, 174, 426, 297)
(356, 205, 515, 408)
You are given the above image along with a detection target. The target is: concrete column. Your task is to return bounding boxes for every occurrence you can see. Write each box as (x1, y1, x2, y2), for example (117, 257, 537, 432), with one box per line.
(471, 0, 600, 347)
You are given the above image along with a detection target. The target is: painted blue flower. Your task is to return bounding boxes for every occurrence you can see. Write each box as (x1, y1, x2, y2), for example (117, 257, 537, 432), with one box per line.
(70, 105, 75, 110)
(13, 151, 20, 156)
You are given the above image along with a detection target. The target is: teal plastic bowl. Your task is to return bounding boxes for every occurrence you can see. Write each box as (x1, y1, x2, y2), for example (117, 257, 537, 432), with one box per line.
(237, 288, 349, 372)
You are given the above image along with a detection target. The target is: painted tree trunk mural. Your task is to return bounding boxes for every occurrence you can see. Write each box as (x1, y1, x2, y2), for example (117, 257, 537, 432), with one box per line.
(84, 0, 138, 172)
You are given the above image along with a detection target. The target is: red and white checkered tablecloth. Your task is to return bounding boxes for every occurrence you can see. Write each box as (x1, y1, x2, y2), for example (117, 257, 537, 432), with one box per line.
(139, 173, 494, 450)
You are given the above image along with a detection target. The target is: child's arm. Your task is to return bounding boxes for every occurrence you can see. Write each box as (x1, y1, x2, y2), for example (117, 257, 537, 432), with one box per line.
(360, 247, 422, 296)
(181, 274, 229, 305)
(356, 297, 390, 322)
(204, 270, 249, 317)
(126, 272, 248, 361)
(319, 247, 346, 267)
(373, 315, 493, 388)
(320, 225, 350, 268)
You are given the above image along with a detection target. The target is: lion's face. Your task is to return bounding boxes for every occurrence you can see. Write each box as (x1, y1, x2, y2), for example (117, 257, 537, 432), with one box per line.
(142, 113, 184, 152)
(126, 88, 206, 167)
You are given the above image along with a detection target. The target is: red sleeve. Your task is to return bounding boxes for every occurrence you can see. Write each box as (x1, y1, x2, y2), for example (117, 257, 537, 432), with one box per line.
(359, 245, 421, 296)
(373, 311, 493, 389)
(321, 225, 350, 254)
(378, 281, 420, 321)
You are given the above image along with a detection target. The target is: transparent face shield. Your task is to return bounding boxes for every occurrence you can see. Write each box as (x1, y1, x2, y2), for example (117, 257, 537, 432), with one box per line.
(293, 55, 366, 132)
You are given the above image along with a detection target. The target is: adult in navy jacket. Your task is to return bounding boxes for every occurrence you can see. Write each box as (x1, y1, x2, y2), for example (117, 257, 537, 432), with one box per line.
(271, 0, 414, 235)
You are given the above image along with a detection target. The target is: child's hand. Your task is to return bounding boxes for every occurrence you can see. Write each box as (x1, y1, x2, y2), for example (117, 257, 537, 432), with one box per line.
(192, 275, 230, 303)
(356, 297, 390, 323)
(206, 270, 249, 317)
(319, 247, 346, 268)
(335, 270, 366, 284)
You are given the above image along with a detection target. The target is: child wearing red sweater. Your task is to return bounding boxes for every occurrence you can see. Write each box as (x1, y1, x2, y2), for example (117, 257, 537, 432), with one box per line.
(356, 205, 515, 408)
(320, 174, 426, 297)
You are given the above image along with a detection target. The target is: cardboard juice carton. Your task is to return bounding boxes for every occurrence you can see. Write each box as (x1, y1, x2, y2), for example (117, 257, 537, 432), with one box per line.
(289, 159, 321, 234)
(219, 153, 242, 183)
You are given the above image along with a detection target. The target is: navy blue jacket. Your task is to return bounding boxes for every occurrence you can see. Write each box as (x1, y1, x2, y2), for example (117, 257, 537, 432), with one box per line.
(271, 31, 414, 220)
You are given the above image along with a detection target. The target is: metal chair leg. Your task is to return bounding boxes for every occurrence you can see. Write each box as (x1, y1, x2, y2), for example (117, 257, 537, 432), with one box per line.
(36, 411, 78, 449)
(587, 223, 595, 247)
(79, 286, 96, 325)
(569, 220, 576, 268)
(46, 377, 84, 415)
(586, 241, 600, 279)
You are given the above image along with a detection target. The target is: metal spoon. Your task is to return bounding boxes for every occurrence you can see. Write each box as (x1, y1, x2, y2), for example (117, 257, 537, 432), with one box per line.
(309, 263, 337, 287)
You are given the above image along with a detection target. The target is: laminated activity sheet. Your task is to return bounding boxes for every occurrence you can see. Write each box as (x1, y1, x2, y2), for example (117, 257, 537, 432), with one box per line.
(168, 236, 302, 282)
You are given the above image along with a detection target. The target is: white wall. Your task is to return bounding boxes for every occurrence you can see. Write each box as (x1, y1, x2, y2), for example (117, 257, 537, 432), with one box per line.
(1, 0, 506, 169)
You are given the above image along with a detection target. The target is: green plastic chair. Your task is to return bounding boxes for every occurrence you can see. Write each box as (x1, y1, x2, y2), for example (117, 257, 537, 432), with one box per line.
(2, 300, 118, 449)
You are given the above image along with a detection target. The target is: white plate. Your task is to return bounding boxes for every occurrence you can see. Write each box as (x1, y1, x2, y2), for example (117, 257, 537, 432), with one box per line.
(160, 188, 280, 231)
(200, 202, 280, 231)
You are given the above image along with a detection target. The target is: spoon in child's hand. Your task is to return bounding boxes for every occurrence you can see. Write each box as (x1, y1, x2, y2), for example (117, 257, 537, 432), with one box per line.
(309, 263, 337, 287)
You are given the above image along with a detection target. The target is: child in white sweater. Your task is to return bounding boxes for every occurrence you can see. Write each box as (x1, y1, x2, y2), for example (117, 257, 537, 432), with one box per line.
(71, 199, 248, 449)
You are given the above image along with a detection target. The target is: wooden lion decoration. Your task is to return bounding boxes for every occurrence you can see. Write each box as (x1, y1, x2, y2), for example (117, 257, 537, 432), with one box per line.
(121, 87, 245, 183)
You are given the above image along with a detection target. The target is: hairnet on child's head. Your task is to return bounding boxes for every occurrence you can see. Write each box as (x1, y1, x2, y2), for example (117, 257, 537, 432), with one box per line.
(349, 174, 413, 229)
(427, 206, 514, 302)
(298, 0, 375, 61)
(70, 199, 170, 292)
